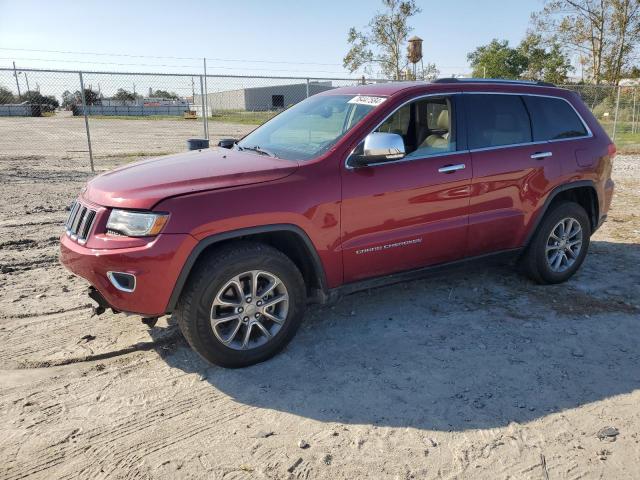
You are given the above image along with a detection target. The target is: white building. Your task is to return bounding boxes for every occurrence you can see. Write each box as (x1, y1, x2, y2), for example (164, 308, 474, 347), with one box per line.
(195, 81, 335, 112)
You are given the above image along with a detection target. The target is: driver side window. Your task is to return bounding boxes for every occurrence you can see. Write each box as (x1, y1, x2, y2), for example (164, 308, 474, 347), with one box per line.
(374, 96, 456, 159)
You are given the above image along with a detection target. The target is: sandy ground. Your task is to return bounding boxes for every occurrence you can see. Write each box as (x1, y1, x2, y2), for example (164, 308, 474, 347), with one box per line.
(0, 115, 252, 161)
(0, 151, 638, 480)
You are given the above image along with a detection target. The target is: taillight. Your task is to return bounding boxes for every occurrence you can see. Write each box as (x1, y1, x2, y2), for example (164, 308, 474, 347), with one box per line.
(608, 143, 617, 159)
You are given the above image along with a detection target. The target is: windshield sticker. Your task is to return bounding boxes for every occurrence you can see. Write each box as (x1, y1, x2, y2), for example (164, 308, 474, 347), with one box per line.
(348, 95, 387, 107)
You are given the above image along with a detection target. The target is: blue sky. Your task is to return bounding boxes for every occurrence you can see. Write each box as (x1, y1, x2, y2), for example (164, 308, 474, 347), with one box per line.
(0, 0, 545, 78)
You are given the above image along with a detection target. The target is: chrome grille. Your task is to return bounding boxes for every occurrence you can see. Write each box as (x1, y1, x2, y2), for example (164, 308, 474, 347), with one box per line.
(65, 201, 97, 244)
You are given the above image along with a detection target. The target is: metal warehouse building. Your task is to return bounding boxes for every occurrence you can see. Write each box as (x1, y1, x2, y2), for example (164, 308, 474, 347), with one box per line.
(197, 81, 335, 112)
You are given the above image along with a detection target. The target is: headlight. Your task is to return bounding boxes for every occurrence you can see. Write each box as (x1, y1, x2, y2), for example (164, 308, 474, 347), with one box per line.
(106, 209, 168, 237)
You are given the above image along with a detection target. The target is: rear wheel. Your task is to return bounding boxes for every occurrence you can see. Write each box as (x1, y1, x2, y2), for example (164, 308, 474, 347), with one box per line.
(520, 202, 591, 284)
(176, 242, 306, 367)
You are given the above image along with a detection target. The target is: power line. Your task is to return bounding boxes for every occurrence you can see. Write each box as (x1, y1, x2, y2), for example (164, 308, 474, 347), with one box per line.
(2, 57, 363, 76)
(0, 47, 346, 66)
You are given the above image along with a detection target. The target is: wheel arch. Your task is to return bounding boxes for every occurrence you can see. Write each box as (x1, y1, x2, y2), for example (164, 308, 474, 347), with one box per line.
(165, 224, 328, 313)
(524, 180, 599, 247)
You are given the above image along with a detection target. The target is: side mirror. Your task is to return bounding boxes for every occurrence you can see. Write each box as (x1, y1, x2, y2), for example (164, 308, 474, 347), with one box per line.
(349, 132, 405, 167)
(218, 138, 237, 149)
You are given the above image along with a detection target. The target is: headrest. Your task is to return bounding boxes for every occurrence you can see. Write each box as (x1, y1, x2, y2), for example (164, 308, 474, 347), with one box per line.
(437, 109, 449, 130)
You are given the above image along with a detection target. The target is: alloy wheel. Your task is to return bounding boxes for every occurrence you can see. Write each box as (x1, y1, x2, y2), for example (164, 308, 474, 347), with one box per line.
(210, 270, 289, 350)
(545, 217, 583, 273)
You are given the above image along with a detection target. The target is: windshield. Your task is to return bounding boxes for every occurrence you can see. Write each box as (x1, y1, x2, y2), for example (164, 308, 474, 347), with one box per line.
(236, 94, 380, 160)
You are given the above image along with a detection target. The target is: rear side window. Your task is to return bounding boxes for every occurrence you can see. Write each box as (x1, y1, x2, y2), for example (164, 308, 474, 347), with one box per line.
(523, 96, 588, 141)
(466, 94, 532, 149)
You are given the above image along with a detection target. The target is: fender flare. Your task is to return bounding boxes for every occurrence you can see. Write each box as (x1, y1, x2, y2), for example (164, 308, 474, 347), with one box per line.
(523, 180, 598, 247)
(165, 224, 327, 313)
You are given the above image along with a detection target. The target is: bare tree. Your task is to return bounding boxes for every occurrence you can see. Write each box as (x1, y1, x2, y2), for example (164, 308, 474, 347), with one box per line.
(606, 0, 640, 84)
(532, 0, 640, 84)
(343, 0, 422, 80)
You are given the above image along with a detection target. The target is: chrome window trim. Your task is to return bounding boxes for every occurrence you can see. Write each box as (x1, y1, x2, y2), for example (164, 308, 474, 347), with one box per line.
(358, 149, 469, 169)
(345, 92, 462, 170)
(344, 90, 594, 169)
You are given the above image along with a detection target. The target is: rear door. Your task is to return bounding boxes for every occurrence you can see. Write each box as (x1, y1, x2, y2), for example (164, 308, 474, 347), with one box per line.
(464, 93, 563, 256)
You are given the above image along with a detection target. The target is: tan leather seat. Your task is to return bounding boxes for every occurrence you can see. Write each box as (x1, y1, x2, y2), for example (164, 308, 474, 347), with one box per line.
(420, 109, 449, 149)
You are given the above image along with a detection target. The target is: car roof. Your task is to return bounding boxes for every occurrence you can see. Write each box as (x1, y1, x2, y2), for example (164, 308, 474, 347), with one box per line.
(318, 81, 427, 97)
(319, 79, 571, 99)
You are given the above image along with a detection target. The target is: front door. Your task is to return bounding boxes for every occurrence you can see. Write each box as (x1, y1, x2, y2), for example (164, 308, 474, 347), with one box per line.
(340, 94, 472, 283)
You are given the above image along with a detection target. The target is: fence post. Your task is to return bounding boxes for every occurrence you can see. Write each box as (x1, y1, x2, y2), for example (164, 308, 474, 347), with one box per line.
(203, 58, 209, 139)
(633, 87, 638, 134)
(78, 71, 94, 173)
(306, 78, 310, 98)
(199, 75, 207, 139)
(612, 84, 621, 141)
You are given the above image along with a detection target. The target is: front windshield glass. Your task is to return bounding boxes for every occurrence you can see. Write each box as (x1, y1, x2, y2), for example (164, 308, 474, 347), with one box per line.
(236, 94, 380, 160)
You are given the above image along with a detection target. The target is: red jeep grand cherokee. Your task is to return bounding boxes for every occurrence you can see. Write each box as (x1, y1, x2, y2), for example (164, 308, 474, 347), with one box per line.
(60, 78, 615, 367)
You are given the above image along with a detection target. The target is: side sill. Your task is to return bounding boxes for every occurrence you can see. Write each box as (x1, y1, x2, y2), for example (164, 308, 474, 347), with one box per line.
(324, 248, 523, 304)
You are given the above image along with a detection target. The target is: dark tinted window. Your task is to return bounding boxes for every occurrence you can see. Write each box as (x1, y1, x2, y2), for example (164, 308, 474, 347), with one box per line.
(466, 94, 532, 149)
(523, 96, 588, 140)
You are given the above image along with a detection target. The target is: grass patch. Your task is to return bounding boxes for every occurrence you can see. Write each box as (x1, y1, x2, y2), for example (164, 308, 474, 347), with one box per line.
(85, 110, 277, 125)
(96, 151, 174, 159)
(88, 115, 193, 121)
(208, 110, 278, 125)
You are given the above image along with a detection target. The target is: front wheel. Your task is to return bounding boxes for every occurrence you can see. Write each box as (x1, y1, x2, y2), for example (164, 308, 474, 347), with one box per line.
(175, 242, 306, 368)
(520, 202, 591, 284)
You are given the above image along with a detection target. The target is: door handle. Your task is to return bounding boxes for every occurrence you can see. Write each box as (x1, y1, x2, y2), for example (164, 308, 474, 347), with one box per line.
(531, 151, 553, 160)
(438, 163, 466, 174)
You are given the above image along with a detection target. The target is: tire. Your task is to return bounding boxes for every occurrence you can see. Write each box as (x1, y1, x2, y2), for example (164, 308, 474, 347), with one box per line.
(520, 201, 591, 284)
(175, 241, 306, 368)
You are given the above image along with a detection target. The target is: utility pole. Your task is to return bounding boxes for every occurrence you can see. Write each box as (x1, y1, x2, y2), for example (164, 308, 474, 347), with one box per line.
(23, 72, 30, 93)
(12, 61, 22, 100)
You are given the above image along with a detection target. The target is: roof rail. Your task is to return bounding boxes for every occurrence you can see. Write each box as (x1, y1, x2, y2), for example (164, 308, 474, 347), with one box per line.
(432, 78, 556, 87)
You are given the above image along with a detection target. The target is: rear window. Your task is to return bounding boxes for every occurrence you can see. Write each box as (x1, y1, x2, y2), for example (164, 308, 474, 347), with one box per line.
(466, 94, 532, 149)
(522, 96, 588, 141)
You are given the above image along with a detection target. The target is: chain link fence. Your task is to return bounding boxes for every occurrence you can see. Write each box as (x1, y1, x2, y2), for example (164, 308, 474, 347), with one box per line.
(1, 67, 638, 171)
(0, 67, 384, 170)
(563, 84, 640, 150)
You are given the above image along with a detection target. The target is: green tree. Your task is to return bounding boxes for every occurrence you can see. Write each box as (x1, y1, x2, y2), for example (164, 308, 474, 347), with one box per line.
(0, 86, 17, 104)
(149, 89, 179, 99)
(81, 88, 100, 105)
(61, 90, 75, 108)
(518, 33, 573, 84)
(467, 39, 528, 79)
(22, 90, 59, 111)
(624, 65, 640, 78)
(343, 0, 422, 80)
(113, 88, 138, 102)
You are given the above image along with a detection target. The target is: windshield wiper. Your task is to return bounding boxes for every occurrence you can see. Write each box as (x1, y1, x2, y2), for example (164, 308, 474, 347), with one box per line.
(238, 145, 278, 158)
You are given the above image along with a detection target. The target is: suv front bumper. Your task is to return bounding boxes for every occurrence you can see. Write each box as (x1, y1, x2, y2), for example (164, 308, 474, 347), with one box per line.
(60, 233, 197, 316)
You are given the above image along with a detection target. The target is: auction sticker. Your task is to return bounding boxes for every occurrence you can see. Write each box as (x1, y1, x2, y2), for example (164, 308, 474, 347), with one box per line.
(348, 95, 387, 106)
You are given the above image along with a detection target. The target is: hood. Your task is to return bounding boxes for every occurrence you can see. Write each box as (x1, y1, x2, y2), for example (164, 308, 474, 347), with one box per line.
(83, 147, 299, 209)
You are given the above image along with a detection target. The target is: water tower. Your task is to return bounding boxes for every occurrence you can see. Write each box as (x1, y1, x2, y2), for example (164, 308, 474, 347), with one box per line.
(407, 35, 423, 79)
